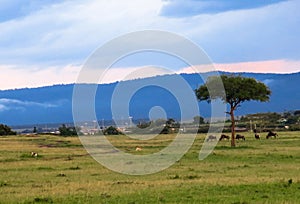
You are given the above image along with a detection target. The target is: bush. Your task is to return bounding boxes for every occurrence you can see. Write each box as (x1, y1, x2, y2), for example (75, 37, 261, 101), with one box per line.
(0, 124, 16, 136)
(289, 124, 300, 131)
(58, 124, 78, 136)
(103, 126, 123, 135)
(197, 126, 209, 133)
(137, 121, 151, 129)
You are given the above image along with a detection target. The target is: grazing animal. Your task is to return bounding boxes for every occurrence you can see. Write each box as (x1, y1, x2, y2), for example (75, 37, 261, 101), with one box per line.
(255, 133, 260, 140)
(219, 134, 230, 141)
(206, 135, 217, 142)
(235, 134, 245, 140)
(266, 130, 278, 139)
(31, 152, 38, 157)
(135, 147, 142, 151)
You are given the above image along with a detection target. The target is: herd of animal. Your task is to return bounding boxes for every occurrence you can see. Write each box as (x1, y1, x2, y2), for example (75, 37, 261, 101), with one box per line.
(207, 130, 279, 142)
(30, 131, 279, 155)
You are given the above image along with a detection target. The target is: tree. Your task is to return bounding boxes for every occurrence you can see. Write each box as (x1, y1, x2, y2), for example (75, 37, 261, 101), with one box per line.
(33, 126, 37, 134)
(242, 112, 281, 126)
(137, 121, 152, 129)
(59, 124, 78, 136)
(0, 124, 16, 136)
(103, 126, 123, 135)
(154, 118, 167, 126)
(166, 118, 178, 127)
(162, 118, 180, 134)
(193, 115, 205, 125)
(294, 110, 300, 116)
(195, 75, 271, 147)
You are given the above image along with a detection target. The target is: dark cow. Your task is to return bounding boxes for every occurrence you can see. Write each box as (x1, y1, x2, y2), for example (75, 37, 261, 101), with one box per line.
(266, 130, 278, 139)
(206, 135, 217, 142)
(235, 134, 245, 140)
(254, 133, 260, 140)
(219, 134, 230, 141)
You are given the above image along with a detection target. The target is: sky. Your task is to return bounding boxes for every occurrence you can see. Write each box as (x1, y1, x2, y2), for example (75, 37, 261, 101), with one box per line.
(0, 0, 300, 90)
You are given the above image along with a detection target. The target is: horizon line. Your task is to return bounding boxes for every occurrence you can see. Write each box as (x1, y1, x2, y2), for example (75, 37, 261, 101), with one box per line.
(1, 70, 299, 91)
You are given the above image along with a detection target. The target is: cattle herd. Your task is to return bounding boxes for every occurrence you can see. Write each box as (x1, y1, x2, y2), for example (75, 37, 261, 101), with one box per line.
(207, 130, 279, 142)
(29, 131, 280, 156)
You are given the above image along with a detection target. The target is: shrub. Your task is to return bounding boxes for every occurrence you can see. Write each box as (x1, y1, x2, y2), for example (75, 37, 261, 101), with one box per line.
(0, 124, 16, 136)
(58, 124, 78, 136)
(103, 126, 123, 135)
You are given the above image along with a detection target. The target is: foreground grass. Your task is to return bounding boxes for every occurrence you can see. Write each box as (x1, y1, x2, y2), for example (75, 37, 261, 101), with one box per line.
(0, 132, 300, 203)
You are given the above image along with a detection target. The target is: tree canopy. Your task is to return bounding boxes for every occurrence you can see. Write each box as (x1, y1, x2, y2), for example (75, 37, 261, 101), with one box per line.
(196, 75, 271, 107)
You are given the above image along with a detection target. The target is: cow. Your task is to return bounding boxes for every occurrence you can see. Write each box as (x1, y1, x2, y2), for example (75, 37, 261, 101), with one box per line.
(235, 134, 245, 140)
(255, 133, 260, 140)
(206, 135, 217, 142)
(219, 134, 230, 141)
(135, 146, 142, 151)
(266, 130, 278, 139)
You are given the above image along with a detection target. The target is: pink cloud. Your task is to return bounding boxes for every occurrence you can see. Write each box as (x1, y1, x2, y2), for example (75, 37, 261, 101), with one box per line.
(179, 60, 300, 74)
(215, 60, 300, 73)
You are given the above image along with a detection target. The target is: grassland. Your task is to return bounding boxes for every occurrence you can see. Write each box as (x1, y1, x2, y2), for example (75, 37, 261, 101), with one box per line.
(0, 132, 300, 203)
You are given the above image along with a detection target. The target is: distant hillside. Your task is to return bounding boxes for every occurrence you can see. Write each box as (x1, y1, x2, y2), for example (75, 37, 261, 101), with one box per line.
(0, 72, 299, 126)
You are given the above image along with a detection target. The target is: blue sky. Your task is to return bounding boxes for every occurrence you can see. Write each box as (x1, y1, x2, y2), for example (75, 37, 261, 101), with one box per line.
(0, 0, 299, 89)
(160, 0, 288, 16)
(0, 0, 65, 22)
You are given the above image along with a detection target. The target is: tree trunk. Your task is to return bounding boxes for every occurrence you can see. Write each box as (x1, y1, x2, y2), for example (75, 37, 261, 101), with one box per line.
(230, 108, 236, 147)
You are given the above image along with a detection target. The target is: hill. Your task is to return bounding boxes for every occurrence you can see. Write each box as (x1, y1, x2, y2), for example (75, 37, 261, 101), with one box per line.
(0, 72, 299, 126)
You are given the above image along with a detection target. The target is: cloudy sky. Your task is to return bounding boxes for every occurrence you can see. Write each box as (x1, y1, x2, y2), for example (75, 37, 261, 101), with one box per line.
(0, 0, 299, 90)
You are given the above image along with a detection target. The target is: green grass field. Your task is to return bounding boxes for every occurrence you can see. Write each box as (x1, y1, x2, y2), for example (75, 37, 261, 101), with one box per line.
(0, 132, 300, 204)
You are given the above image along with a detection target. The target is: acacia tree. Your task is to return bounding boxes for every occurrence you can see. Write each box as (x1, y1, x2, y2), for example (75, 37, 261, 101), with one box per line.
(195, 75, 271, 147)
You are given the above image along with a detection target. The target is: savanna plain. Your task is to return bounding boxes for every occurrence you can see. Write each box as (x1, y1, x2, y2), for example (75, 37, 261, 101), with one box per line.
(0, 132, 300, 204)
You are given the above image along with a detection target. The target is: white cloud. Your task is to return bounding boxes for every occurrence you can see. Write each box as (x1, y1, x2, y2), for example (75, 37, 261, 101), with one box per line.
(1, 0, 298, 66)
(0, 0, 164, 65)
(184, 0, 300, 63)
(0, 98, 56, 107)
(0, 0, 299, 89)
(0, 98, 63, 112)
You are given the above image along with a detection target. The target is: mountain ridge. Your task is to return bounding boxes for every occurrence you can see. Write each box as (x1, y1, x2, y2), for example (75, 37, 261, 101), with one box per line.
(1, 71, 299, 92)
(0, 72, 299, 126)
